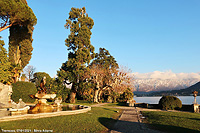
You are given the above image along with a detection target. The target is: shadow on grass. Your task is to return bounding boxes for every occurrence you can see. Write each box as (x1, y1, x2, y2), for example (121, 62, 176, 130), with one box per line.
(99, 117, 199, 133)
(116, 102, 127, 106)
(99, 117, 143, 132)
(189, 118, 200, 121)
(98, 117, 117, 131)
(149, 124, 200, 133)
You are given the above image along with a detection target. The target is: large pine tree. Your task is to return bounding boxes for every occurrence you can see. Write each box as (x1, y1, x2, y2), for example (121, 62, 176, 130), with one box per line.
(0, 0, 37, 83)
(0, 0, 36, 32)
(57, 7, 95, 103)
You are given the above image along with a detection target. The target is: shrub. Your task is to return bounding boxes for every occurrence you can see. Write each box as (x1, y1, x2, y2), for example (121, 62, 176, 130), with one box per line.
(11, 81, 37, 103)
(110, 91, 120, 103)
(159, 96, 182, 110)
(118, 88, 134, 103)
(51, 78, 71, 102)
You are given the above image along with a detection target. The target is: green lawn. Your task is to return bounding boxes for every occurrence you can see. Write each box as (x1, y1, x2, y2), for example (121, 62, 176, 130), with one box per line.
(0, 107, 121, 133)
(47, 100, 97, 106)
(142, 111, 200, 133)
(64, 100, 97, 106)
(102, 102, 127, 107)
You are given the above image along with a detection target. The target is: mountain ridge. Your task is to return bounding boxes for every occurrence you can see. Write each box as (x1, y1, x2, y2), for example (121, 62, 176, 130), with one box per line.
(148, 81, 200, 96)
(133, 71, 200, 92)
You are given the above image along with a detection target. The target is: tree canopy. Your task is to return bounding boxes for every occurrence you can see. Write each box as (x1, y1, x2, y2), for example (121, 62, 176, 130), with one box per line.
(0, 0, 37, 32)
(88, 48, 119, 102)
(91, 48, 119, 70)
(57, 7, 95, 103)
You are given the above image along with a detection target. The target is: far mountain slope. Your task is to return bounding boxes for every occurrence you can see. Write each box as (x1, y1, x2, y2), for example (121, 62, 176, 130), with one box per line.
(150, 82, 200, 96)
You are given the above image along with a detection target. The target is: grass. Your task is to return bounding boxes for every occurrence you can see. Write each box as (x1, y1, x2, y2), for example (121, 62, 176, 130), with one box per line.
(142, 111, 200, 133)
(102, 102, 127, 107)
(0, 107, 121, 133)
(48, 100, 97, 106)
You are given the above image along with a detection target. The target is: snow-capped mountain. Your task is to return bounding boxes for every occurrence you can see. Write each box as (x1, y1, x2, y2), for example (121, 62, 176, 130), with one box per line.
(132, 70, 200, 92)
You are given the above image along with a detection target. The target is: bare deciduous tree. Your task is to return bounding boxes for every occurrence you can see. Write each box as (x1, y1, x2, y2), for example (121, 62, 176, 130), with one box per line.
(23, 65, 36, 82)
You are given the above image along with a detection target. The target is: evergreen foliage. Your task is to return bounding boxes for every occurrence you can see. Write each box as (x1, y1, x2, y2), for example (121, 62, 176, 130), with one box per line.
(92, 48, 119, 70)
(57, 7, 95, 103)
(32, 72, 52, 92)
(159, 96, 182, 110)
(0, 0, 37, 32)
(118, 88, 134, 102)
(11, 81, 37, 103)
(51, 78, 71, 102)
(21, 74, 26, 81)
(0, 0, 37, 83)
(0, 38, 11, 84)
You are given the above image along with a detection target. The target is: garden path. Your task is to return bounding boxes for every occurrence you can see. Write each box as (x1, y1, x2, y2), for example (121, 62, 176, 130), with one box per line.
(91, 103, 163, 133)
(110, 107, 163, 133)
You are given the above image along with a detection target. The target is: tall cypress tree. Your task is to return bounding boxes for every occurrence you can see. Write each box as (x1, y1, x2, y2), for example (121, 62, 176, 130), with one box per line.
(57, 7, 95, 103)
(0, 0, 37, 83)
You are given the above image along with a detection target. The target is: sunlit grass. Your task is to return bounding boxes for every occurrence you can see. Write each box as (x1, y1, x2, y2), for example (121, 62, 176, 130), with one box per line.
(0, 107, 121, 132)
(47, 100, 97, 106)
(143, 111, 200, 133)
(102, 102, 127, 107)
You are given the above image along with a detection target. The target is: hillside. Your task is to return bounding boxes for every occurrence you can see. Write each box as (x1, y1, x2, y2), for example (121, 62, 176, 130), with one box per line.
(149, 82, 200, 96)
(133, 71, 200, 92)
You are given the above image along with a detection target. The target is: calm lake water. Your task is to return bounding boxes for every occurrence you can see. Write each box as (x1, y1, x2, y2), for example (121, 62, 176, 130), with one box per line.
(134, 96, 200, 104)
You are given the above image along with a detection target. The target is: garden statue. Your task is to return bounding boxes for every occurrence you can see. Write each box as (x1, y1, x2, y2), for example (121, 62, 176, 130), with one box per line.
(192, 91, 198, 104)
(39, 76, 47, 94)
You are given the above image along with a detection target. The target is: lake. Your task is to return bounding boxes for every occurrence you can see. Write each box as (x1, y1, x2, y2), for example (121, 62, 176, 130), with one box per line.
(134, 96, 200, 104)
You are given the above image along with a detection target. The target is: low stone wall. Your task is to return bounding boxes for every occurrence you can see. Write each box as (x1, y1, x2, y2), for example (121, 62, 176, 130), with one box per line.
(135, 103, 196, 112)
(0, 105, 91, 122)
(135, 103, 149, 108)
(181, 104, 193, 112)
(0, 83, 12, 108)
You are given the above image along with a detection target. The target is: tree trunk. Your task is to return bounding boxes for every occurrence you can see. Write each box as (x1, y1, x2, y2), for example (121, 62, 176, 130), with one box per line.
(69, 83, 77, 103)
(14, 45, 21, 65)
(12, 69, 19, 83)
(69, 91, 76, 103)
(93, 89, 99, 103)
(98, 90, 102, 102)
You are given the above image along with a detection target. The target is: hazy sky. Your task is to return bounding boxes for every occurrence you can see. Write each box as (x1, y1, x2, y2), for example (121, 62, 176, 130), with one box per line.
(1, 0, 200, 77)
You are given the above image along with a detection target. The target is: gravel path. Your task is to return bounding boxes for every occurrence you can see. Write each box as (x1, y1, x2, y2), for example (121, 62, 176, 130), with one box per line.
(91, 103, 163, 133)
(110, 107, 163, 133)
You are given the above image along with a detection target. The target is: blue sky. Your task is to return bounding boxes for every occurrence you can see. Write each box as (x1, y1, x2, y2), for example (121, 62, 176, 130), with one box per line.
(1, 0, 200, 77)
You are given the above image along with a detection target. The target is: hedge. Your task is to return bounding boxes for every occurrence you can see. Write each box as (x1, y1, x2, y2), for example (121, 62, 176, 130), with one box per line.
(11, 81, 37, 103)
(159, 96, 182, 110)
